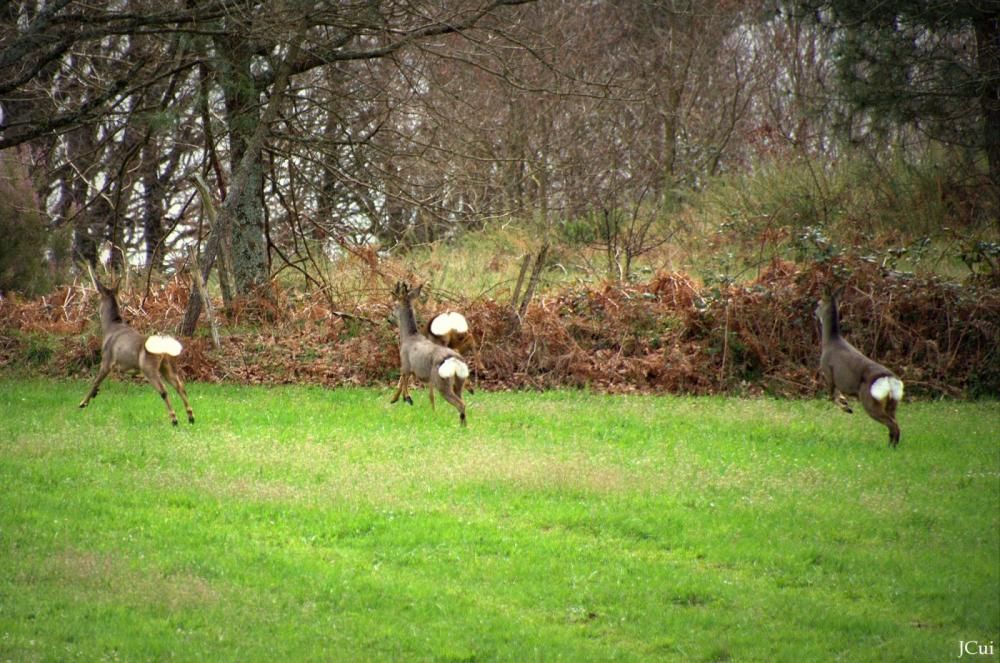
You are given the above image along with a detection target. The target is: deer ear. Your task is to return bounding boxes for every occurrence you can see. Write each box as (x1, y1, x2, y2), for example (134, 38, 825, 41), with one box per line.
(410, 284, 423, 299)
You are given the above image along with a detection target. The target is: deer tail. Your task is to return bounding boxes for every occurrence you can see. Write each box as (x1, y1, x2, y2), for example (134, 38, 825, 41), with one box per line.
(430, 311, 469, 336)
(870, 376, 904, 403)
(438, 356, 469, 380)
(145, 334, 183, 357)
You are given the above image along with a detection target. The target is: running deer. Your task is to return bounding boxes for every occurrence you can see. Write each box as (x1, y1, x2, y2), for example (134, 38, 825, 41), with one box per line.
(391, 282, 469, 426)
(427, 310, 474, 355)
(79, 279, 194, 426)
(815, 288, 903, 447)
(426, 309, 475, 393)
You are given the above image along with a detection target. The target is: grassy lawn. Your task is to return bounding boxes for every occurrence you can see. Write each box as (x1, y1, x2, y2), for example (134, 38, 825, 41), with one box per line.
(0, 378, 997, 661)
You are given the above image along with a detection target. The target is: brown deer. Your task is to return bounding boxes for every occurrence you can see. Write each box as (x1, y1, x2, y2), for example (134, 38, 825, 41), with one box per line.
(390, 282, 469, 426)
(427, 310, 474, 355)
(79, 279, 194, 426)
(815, 288, 902, 447)
(426, 309, 475, 393)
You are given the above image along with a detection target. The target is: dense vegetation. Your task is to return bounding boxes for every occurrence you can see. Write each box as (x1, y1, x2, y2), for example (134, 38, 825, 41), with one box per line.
(1, 1, 996, 299)
(2, 249, 998, 398)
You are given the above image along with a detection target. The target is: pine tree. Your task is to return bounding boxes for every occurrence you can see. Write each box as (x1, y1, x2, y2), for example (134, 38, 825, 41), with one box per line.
(798, 0, 999, 184)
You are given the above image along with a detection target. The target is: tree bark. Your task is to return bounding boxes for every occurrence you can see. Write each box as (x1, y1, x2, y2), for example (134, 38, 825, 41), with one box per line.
(140, 146, 167, 272)
(180, 33, 304, 336)
(215, 29, 269, 296)
(975, 12, 1000, 187)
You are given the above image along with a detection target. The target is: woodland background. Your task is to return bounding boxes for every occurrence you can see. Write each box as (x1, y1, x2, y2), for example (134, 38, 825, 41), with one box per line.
(1, 0, 998, 397)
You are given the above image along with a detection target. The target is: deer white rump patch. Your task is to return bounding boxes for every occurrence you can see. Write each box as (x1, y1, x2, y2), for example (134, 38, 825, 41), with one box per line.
(430, 311, 469, 336)
(870, 376, 904, 402)
(438, 356, 470, 380)
(145, 334, 183, 357)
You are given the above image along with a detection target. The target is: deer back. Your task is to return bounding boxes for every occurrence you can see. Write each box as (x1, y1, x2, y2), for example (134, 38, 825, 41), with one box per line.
(403, 336, 459, 381)
(95, 282, 146, 370)
(817, 293, 895, 396)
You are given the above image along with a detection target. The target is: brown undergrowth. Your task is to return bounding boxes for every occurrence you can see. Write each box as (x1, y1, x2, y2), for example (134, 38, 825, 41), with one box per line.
(1, 259, 997, 397)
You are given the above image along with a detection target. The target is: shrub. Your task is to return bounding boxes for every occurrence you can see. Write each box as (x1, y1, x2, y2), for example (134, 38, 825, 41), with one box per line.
(683, 149, 997, 284)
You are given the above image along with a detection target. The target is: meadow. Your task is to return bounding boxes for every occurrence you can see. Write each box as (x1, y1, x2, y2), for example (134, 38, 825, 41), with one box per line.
(0, 378, 997, 662)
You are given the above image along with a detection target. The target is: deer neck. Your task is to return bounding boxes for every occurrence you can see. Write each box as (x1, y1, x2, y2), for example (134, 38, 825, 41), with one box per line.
(396, 301, 420, 341)
(100, 296, 124, 333)
(820, 300, 842, 345)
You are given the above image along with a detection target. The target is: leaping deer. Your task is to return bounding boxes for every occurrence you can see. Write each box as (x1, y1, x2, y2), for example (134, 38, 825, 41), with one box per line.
(391, 282, 469, 426)
(426, 308, 475, 393)
(816, 287, 902, 447)
(79, 278, 194, 426)
(427, 310, 474, 355)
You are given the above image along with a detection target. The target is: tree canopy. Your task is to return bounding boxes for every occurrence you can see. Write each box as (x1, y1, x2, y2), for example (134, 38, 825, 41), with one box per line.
(0, 0, 995, 304)
(796, 0, 999, 182)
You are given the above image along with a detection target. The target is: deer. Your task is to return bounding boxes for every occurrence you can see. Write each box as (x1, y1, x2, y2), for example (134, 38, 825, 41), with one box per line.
(390, 281, 469, 426)
(79, 278, 194, 426)
(815, 287, 903, 447)
(427, 310, 474, 355)
(426, 309, 475, 393)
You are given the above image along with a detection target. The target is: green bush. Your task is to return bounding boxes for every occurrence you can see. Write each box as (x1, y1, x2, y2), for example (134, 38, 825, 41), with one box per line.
(685, 149, 997, 281)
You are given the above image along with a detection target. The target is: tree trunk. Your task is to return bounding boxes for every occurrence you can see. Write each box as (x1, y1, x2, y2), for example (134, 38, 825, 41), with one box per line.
(215, 30, 269, 296)
(975, 12, 1000, 187)
(68, 128, 100, 267)
(141, 147, 166, 272)
(180, 32, 303, 335)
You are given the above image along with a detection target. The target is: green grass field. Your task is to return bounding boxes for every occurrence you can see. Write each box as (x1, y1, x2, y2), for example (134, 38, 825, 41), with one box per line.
(1, 378, 997, 661)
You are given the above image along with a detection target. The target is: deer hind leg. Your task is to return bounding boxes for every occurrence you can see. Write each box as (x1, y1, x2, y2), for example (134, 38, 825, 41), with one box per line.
(161, 359, 194, 423)
(437, 379, 467, 427)
(888, 418, 901, 448)
(465, 366, 475, 395)
(428, 383, 435, 410)
(141, 357, 178, 426)
(80, 358, 113, 408)
(883, 397, 901, 448)
(860, 391, 900, 449)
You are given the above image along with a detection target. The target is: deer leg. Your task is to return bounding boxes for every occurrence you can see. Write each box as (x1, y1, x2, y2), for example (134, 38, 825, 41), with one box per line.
(142, 359, 178, 426)
(390, 374, 407, 404)
(463, 364, 474, 395)
(888, 418, 901, 448)
(437, 379, 467, 427)
(80, 360, 113, 408)
(391, 374, 413, 405)
(825, 372, 852, 413)
(428, 383, 435, 410)
(403, 374, 413, 405)
(859, 392, 900, 448)
(161, 359, 194, 424)
(884, 398, 901, 447)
